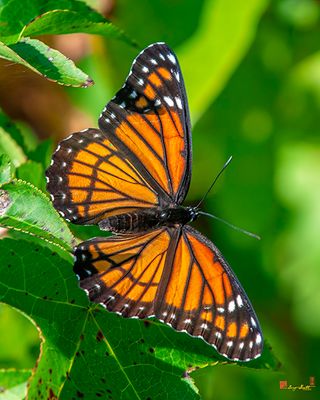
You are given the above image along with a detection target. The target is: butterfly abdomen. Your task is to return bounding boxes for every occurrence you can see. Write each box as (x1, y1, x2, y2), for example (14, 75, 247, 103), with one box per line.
(99, 207, 198, 233)
(99, 210, 159, 233)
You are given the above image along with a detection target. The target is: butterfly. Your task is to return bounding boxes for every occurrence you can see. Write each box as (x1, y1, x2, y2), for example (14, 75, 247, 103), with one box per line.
(46, 42, 263, 361)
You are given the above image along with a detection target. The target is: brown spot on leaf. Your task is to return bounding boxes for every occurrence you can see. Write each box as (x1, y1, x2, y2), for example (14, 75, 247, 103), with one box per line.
(48, 388, 57, 399)
(96, 330, 104, 342)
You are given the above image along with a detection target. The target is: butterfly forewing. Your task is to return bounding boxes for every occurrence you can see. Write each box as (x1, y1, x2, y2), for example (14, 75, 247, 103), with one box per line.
(98, 43, 192, 205)
(46, 128, 158, 224)
(74, 226, 263, 361)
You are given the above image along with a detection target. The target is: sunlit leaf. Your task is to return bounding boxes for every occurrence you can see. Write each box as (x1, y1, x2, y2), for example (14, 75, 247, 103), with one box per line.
(0, 154, 14, 184)
(0, 38, 93, 87)
(0, 0, 135, 46)
(0, 369, 32, 400)
(0, 179, 74, 252)
(0, 127, 26, 167)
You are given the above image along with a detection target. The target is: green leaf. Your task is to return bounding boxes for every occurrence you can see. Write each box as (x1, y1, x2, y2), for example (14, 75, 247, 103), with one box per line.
(178, 0, 269, 123)
(27, 138, 53, 170)
(0, 179, 74, 252)
(0, 127, 26, 167)
(0, 154, 14, 184)
(0, 239, 278, 399)
(0, 369, 31, 400)
(0, 0, 135, 46)
(0, 38, 93, 87)
(16, 161, 44, 190)
(0, 110, 26, 152)
(23, 10, 132, 45)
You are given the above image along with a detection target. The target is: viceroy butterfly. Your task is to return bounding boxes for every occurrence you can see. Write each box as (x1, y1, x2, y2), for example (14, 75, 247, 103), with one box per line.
(46, 42, 263, 361)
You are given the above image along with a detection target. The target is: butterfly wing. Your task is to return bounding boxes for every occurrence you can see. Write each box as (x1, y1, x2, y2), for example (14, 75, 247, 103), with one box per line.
(98, 42, 192, 206)
(74, 225, 263, 361)
(46, 128, 159, 224)
(156, 225, 263, 361)
(46, 43, 192, 223)
(74, 228, 172, 317)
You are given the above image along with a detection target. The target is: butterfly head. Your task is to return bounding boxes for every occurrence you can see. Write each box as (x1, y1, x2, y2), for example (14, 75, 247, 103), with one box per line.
(158, 206, 199, 226)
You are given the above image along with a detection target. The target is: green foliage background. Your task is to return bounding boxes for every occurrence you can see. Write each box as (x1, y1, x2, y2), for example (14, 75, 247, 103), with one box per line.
(1, 0, 320, 399)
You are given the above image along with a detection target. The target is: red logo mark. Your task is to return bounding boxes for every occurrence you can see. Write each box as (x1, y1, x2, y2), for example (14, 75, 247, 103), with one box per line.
(280, 381, 288, 390)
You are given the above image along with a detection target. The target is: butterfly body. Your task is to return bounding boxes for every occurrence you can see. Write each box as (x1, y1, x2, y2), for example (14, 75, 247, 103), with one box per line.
(46, 42, 263, 361)
(98, 206, 198, 233)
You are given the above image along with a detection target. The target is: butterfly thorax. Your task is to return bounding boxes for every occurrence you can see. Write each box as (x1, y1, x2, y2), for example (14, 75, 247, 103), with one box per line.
(98, 206, 198, 233)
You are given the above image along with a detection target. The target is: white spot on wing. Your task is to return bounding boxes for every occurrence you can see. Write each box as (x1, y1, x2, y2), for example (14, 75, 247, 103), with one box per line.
(167, 53, 176, 64)
(138, 78, 144, 86)
(256, 333, 262, 344)
(129, 91, 137, 99)
(175, 96, 182, 109)
(142, 66, 149, 73)
(236, 295, 243, 308)
(251, 317, 257, 328)
(228, 300, 236, 313)
(164, 96, 174, 107)
(150, 59, 157, 65)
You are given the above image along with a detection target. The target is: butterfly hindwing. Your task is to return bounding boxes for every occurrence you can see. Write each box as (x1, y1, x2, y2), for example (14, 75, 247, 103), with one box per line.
(74, 228, 172, 318)
(74, 226, 263, 361)
(98, 42, 192, 206)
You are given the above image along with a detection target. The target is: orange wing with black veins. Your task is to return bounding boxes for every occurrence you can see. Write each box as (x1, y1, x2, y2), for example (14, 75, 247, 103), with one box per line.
(74, 225, 263, 361)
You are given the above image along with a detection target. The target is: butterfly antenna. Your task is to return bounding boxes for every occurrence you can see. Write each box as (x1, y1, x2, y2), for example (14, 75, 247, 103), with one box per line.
(198, 211, 261, 240)
(195, 156, 233, 209)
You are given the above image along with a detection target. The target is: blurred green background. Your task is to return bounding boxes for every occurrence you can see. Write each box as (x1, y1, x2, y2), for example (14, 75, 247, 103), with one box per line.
(1, 0, 320, 399)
